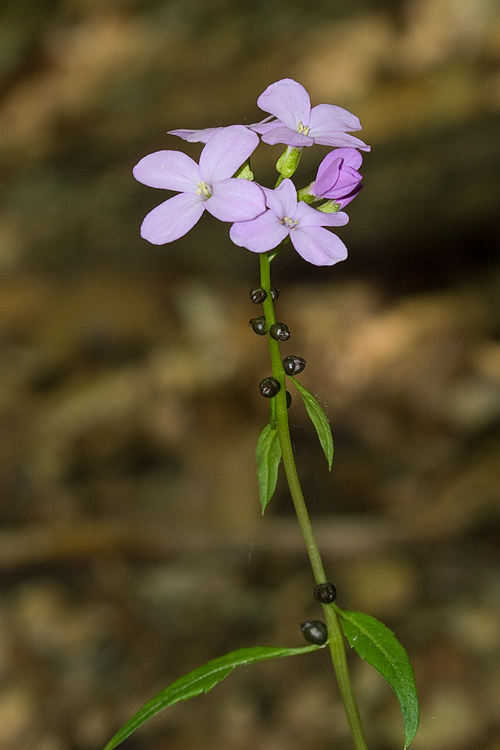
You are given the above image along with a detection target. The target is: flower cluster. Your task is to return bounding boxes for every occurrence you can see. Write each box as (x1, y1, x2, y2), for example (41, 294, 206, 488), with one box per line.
(133, 78, 369, 267)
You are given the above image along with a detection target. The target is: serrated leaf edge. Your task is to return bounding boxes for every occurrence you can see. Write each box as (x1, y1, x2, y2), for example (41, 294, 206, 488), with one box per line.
(338, 610, 419, 748)
(290, 378, 333, 469)
(103, 644, 319, 750)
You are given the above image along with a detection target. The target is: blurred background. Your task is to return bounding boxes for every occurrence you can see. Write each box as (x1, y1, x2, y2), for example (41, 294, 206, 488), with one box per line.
(0, 0, 499, 749)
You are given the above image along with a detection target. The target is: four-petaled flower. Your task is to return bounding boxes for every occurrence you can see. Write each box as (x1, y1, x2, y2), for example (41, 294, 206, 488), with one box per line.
(253, 78, 370, 151)
(230, 179, 349, 267)
(310, 147, 364, 208)
(133, 125, 266, 244)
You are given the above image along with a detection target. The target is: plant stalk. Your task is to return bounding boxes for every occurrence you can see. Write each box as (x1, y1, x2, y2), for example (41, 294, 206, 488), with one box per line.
(259, 252, 368, 750)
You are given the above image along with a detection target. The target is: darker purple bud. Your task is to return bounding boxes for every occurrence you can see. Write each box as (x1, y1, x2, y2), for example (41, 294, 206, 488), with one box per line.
(270, 322, 290, 341)
(286, 390, 292, 409)
(259, 377, 281, 398)
(249, 287, 267, 304)
(249, 316, 267, 335)
(313, 582, 337, 604)
(282, 355, 306, 376)
(300, 620, 328, 645)
(311, 148, 363, 208)
(271, 286, 280, 301)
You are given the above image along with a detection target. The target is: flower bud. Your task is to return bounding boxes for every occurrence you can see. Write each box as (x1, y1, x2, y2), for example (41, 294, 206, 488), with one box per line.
(259, 377, 281, 398)
(270, 322, 290, 341)
(286, 390, 292, 409)
(271, 286, 279, 301)
(313, 582, 337, 604)
(249, 287, 267, 304)
(249, 316, 267, 335)
(235, 161, 254, 181)
(282, 355, 306, 376)
(310, 148, 363, 208)
(276, 146, 302, 179)
(300, 620, 328, 646)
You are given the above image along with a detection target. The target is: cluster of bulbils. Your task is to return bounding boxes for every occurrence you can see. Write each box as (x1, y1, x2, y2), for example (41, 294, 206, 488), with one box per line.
(300, 581, 338, 645)
(133, 78, 369, 267)
(248, 284, 306, 406)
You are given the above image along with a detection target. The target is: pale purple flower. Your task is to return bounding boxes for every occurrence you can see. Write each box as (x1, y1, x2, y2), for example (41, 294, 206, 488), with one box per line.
(254, 78, 370, 151)
(311, 148, 363, 207)
(230, 178, 349, 266)
(133, 126, 265, 244)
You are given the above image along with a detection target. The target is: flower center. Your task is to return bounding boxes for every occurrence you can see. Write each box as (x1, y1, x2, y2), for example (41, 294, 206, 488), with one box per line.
(196, 181, 212, 199)
(281, 216, 298, 229)
(297, 121, 310, 136)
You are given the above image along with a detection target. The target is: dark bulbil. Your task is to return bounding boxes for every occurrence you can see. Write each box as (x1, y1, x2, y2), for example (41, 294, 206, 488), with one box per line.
(249, 286, 267, 304)
(300, 620, 328, 645)
(270, 322, 290, 341)
(249, 316, 267, 335)
(313, 582, 337, 604)
(282, 355, 306, 376)
(259, 377, 281, 398)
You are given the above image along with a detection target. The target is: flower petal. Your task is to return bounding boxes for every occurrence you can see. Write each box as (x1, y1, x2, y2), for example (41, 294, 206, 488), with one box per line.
(230, 211, 288, 253)
(133, 151, 200, 192)
(206, 178, 265, 222)
(330, 147, 363, 170)
(199, 125, 259, 184)
(140, 192, 205, 244)
(257, 79, 311, 129)
(313, 155, 343, 197)
(309, 103, 362, 134)
(335, 166, 362, 194)
(336, 184, 363, 209)
(168, 127, 223, 143)
(311, 130, 371, 151)
(260, 127, 313, 148)
(247, 116, 282, 134)
(291, 226, 348, 266)
(264, 178, 298, 219)
(295, 201, 349, 228)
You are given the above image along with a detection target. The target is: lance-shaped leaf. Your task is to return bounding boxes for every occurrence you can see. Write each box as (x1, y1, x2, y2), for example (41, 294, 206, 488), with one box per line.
(256, 422, 282, 512)
(338, 609, 419, 748)
(291, 378, 333, 469)
(103, 643, 319, 750)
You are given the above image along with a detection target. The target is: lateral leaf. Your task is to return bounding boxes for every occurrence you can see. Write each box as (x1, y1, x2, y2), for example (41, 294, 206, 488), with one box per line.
(103, 644, 318, 750)
(338, 609, 419, 748)
(291, 378, 334, 469)
(256, 422, 282, 512)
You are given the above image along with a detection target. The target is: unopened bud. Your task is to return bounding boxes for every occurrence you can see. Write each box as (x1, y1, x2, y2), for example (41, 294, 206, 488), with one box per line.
(276, 147, 302, 179)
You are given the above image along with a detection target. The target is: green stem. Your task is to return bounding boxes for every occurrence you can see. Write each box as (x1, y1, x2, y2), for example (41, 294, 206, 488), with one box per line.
(259, 252, 368, 750)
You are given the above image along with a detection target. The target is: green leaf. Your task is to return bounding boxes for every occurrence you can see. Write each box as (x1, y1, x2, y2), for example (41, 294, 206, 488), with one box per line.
(338, 609, 419, 748)
(256, 422, 282, 512)
(103, 644, 319, 750)
(291, 378, 334, 470)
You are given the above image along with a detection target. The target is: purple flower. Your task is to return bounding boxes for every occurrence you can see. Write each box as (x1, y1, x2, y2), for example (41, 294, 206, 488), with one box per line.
(230, 178, 349, 267)
(133, 125, 266, 245)
(254, 78, 370, 151)
(311, 148, 363, 207)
